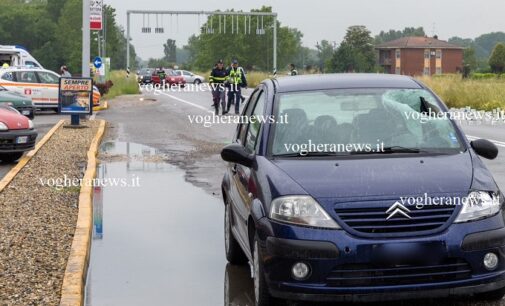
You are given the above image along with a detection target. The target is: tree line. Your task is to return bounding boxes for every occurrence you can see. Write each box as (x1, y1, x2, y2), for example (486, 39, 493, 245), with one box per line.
(0, 0, 137, 74)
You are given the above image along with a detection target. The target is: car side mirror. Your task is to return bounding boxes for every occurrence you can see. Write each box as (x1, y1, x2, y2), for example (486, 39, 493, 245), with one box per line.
(471, 139, 498, 160)
(221, 143, 254, 167)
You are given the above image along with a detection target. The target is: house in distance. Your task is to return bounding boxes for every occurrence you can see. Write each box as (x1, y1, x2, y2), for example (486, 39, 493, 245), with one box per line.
(376, 36, 464, 76)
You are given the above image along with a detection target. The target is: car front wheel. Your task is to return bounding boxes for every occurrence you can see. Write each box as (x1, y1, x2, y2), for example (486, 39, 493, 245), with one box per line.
(253, 236, 276, 306)
(0, 152, 24, 163)
(194, 79, 202, 85)
(225, 203, 248, 265)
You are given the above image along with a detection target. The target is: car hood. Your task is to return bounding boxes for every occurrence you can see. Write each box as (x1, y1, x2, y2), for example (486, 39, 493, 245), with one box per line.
(271, 153, 474, 200)
(0, 108, 30, 129)
(0, 91, 31, 103)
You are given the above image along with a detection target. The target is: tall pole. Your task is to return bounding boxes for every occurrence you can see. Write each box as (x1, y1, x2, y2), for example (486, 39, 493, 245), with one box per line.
(126, 12, 131, 70)
(82, 0, 90, 77)
(103, 7, 107, 58)
(273, 15, 277, 73)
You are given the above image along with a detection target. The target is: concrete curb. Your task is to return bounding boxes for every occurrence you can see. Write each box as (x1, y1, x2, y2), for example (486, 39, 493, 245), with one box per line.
(93, 100, 108, 112)
(59, 119, 107, 306)
(0, 119, 65, 193)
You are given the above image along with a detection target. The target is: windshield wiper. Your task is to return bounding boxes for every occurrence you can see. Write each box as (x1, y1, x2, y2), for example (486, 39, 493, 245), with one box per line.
(350, 146, 424, 155)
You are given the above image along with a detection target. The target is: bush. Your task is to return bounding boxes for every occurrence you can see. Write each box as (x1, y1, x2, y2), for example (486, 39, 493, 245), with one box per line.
(470, 73, 499, 80)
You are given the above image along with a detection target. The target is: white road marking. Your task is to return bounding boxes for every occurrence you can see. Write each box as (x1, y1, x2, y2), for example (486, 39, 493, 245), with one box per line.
(160, 92, 213, 113)
(467, 135, 505, 148)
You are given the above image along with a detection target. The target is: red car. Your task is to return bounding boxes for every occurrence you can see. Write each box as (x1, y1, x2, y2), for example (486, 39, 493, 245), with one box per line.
(151, 69, 186, 87)
(0, 106, 37, 162)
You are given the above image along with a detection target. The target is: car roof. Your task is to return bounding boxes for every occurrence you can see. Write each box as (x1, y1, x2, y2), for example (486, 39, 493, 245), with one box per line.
(0, 67, 54, 74)
(269, 73, 423, 93)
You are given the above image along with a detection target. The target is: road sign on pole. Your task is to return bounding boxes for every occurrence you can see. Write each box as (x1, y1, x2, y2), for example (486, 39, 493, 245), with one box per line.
(90, 0, 103, 31)
(94, 56, 103, 69)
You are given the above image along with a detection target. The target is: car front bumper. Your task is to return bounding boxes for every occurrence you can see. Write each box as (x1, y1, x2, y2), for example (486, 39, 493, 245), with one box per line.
(0, 129, 37, 152)
(257, 213, 505, 302)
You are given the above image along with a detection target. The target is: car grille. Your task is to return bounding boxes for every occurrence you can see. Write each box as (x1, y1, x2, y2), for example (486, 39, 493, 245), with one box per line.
(334, 204, 456, 236)
(326, 259, 471, 287)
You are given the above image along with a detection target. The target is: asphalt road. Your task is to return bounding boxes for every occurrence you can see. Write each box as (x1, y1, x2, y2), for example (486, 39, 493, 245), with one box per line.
(0, 111, 61, 178)
(85, 88, 505, 306)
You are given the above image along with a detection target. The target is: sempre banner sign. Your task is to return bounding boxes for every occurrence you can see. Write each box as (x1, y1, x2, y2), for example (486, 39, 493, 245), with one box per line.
(58, 77, 93, 115)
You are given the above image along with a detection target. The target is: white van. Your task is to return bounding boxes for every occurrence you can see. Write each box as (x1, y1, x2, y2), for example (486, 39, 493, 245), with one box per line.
(0, 45, 43, 68)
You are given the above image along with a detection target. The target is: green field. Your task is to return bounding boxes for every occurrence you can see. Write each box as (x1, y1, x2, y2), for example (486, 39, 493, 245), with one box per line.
(418, 75, 505, 111)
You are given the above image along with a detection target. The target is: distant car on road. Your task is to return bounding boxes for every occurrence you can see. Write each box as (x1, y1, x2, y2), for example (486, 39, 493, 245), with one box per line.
(0, 85, 34, 118)
(174, 70, 204, 84)
(221, 73, 504, 305)
(0, 67, 101, 112)
(137, 68, 153, 85)
(0, 105, 36, 162)
(151, 69, 186, 87)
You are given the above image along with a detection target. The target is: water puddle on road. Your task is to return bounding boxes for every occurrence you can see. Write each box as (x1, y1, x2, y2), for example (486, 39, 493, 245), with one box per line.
(84, 141, 253, 306)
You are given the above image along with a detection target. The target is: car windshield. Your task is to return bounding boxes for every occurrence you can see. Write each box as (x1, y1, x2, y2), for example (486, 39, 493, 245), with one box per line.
(271, 88, 465, 156)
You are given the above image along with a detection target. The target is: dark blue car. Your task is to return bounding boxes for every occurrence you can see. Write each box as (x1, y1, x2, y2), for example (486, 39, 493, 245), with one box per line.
(221, 74, 504, 305)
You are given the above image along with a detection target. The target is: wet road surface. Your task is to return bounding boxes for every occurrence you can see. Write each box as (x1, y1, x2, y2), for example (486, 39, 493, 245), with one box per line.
(86, 89, 505, 306)
(86, 141, 227, 306)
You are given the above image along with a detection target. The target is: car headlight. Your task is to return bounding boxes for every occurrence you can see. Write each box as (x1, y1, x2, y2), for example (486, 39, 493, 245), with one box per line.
(28, 120, 34, 129)
(0, 122, 7, 131)
(454, 191, 502, 223)
(269, 195, 341, 229)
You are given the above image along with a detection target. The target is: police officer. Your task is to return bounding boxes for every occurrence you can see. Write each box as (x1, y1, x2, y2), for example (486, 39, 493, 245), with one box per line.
(225, 59, 246, 115)
(209, 59, 228, 115)
(288, 63, 298, 76)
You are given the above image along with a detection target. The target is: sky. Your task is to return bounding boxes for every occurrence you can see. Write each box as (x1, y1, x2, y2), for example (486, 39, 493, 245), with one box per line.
(103, 0, 505, 60)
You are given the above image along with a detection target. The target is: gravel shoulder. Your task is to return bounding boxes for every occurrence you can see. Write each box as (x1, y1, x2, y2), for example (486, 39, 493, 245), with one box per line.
(0, 120, 100, 306)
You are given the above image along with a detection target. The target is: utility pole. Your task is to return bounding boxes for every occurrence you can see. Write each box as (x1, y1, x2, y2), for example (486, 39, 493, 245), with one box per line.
(126, 12, 131, 70)
(273, 15, 277, 72)
(82, 0, 90, 77)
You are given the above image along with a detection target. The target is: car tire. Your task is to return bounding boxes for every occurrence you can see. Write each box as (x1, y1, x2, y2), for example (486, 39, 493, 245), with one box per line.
(194, 79, 202, 85)
(225, 202, 248, 265)
(475, 287, 505, 301)
(253, 235, 276, 306)
(0, 152, 23, 163)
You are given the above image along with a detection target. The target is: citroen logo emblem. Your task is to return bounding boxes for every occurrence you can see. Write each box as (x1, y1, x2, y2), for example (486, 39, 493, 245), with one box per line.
(386, 201, 411, 220)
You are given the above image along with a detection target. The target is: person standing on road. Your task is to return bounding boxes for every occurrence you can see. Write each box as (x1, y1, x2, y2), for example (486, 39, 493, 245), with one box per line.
(288, 63, 298, 76)
(225, 59, 245, 115)
(209, 59, 228, 115)
(60, 65, 72, 77)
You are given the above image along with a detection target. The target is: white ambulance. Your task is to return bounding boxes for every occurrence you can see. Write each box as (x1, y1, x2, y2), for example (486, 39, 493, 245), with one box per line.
(0, 45, 44, 68)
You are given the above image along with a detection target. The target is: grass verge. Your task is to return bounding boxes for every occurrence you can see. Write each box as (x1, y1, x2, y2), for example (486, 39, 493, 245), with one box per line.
(417, 75, 505, 111)
(103, 70, 140, 100)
